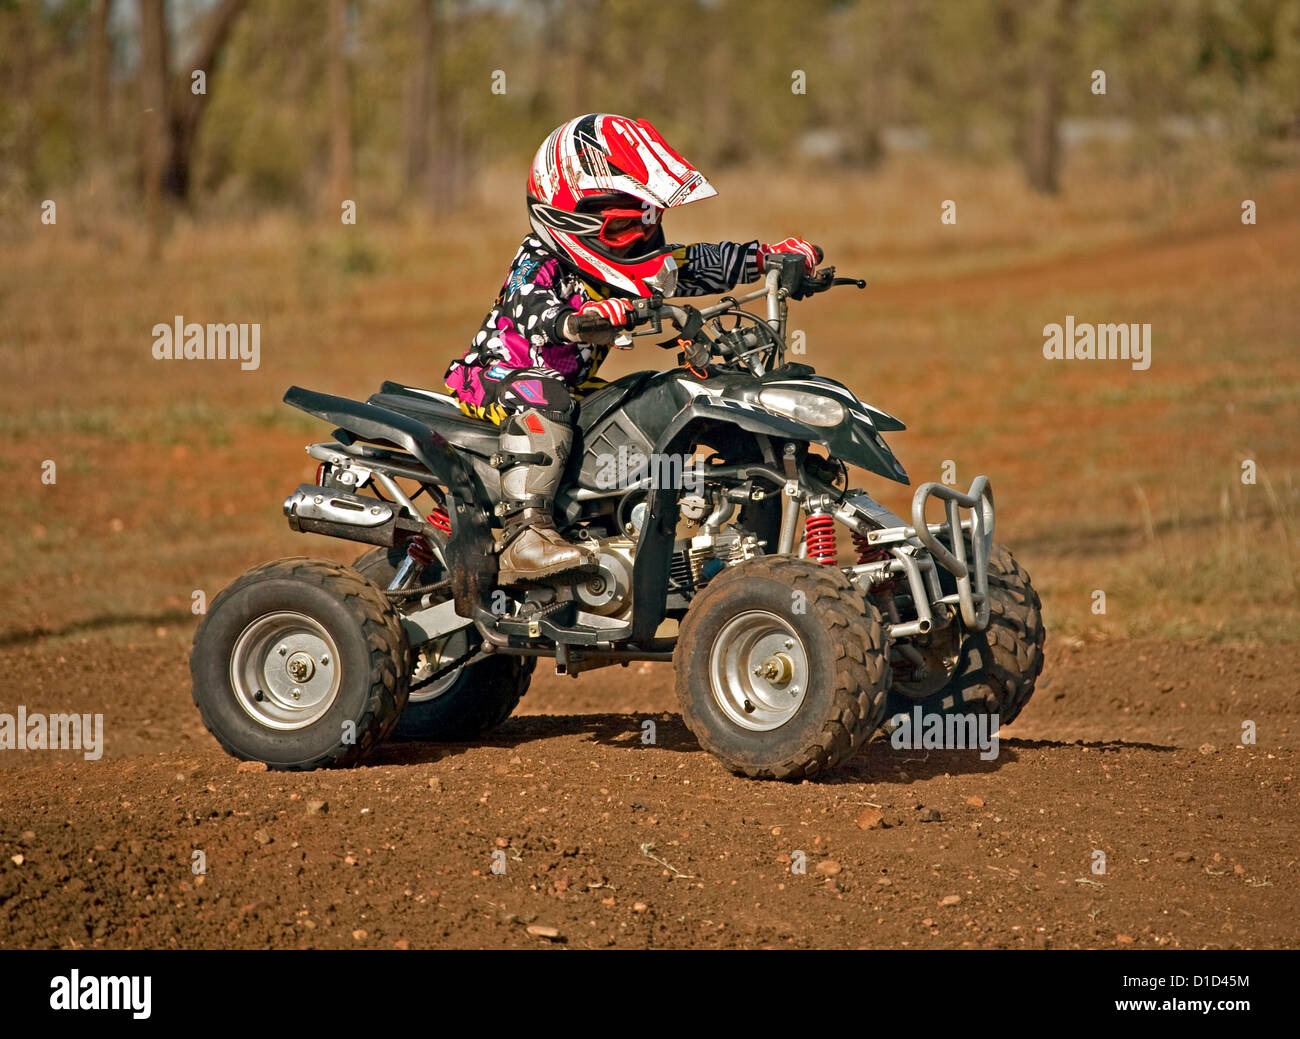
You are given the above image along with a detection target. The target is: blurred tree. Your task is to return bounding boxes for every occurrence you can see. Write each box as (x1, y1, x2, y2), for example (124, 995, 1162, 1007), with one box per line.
(162, 0, 245, 200)
(90, 0, 112, 175)
(1022, 0, 1079, 193)
(328, 0, 353, 208)
(4, 0, 1299, 221)
(132, 0, 247, 214)
(138, 0, 167, 253)
(403, 0, 433, 199)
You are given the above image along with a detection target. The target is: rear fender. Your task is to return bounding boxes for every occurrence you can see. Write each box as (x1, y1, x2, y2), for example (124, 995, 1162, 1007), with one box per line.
(283, 386, 496, 614)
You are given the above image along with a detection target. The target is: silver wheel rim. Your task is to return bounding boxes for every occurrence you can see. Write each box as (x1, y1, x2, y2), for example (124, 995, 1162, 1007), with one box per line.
(708, 610, 810, 732)
(408, 628, 468, 703)
(230, 611, 342, 730)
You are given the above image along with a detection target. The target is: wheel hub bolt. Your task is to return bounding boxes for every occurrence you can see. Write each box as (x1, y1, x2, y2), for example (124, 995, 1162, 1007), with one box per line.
(285, 653, 315, 683)
(756, 652, 795, 686)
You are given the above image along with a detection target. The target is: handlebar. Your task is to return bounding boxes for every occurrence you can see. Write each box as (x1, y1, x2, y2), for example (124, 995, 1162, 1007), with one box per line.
(570, 313, 632, 336)
(569, 254, 865, 375)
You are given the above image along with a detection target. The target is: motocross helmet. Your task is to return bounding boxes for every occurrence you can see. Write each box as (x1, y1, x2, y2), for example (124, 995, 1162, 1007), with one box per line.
(526, 113, 717, 298)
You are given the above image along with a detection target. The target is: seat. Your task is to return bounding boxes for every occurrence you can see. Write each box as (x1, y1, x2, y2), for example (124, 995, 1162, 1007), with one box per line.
(370, 371, 655, 454)
(367, 386, 499, 457)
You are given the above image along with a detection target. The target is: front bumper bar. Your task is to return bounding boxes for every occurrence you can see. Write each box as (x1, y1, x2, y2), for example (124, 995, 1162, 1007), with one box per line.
(837, 476, 995, 637)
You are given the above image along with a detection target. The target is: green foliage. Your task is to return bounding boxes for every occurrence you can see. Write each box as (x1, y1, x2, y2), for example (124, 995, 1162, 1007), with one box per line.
(1, 0, 1297, 213)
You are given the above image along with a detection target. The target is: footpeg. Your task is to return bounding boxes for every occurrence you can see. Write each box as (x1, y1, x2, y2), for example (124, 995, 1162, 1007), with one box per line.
(497, 599, 576, 640)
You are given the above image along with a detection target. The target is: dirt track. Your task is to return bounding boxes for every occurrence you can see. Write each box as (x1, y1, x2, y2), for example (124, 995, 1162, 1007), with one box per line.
(1, 633, 1295, 949)
(3, 170, 1297, 950)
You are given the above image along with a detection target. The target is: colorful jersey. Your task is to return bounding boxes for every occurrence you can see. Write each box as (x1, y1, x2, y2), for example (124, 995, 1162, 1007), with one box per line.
(445, 234, 760, 421)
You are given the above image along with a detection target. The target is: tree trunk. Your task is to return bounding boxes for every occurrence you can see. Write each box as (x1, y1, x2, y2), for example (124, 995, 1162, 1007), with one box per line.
(163, 0, 246, 202)
(427, 1, 455, 219)
(706, 6, 738, 165)
(565, 0, 598, 118)
(90, 0, 112, 176)
(1023, 0, 1077, 195)
(403, 0, 433, 197)
(138, 0, 168, 256)
(328, 0, 353, 209)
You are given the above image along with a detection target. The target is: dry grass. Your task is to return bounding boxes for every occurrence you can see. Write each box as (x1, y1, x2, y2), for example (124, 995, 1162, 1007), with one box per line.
(1, 152, 1296, 644)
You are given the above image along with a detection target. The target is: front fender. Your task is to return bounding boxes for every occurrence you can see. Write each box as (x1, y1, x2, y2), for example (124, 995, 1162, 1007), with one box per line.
(822, 414, 909, 484)
(758, 376, 909, 482)
(625, 397, 823, 640)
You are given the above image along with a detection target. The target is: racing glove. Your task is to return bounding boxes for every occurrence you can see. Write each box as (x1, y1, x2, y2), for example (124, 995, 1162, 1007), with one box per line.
(565, 297, 638, 345)
(757, 237, 820, 273)
(578, 297, 636, 327)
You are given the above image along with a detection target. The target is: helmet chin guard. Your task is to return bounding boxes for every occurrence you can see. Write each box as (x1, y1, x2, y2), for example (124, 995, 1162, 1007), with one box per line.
(526, 114, 714, 297)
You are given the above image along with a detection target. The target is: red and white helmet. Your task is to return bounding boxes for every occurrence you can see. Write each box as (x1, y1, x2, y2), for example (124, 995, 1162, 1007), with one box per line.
(526, 113, 717, 298)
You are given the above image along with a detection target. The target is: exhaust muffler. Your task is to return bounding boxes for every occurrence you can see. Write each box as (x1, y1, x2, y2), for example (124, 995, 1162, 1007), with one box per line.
(283, 484, 423, 547)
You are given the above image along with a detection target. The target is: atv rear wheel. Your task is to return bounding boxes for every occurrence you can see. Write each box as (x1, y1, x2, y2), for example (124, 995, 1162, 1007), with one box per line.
(884, 543, 1045, 730)
(190, 557, 410, 769)
(675, 557, 890, 780)
(353, 545, 534, 740)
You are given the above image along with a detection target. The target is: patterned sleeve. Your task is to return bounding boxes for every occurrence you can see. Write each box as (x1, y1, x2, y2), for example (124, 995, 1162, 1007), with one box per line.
(671, 240, 761, 297)
(497, 253, 579, 347)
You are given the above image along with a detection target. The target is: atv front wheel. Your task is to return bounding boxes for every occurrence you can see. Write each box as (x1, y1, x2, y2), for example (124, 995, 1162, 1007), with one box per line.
(190, 557, 410, 769)
(884, 543, 1045, 730)
(353, 545, 534, 740)
(675, 557, 890, 780)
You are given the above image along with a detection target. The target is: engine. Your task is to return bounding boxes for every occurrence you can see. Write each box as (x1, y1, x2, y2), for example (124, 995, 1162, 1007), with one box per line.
(573, 536, 638, 619)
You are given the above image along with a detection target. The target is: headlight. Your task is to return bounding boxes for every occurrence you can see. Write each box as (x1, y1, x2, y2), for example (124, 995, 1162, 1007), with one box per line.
(757, 388, 846, 428)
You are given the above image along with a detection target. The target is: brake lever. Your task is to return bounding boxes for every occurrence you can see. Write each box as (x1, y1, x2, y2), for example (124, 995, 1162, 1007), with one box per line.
(793, 270, 866, 298)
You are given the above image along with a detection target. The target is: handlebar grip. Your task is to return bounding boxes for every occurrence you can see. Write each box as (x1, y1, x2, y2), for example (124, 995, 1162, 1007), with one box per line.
(572, 314, 614, 334)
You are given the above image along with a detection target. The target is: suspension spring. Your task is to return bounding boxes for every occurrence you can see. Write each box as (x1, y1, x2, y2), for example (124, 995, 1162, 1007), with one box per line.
(804, 512, 837, 565)
(853, 536, 896, 592)
(852, 531, 879, 565)
(406, 507, 451, 567)
(427, 506, 451, 534)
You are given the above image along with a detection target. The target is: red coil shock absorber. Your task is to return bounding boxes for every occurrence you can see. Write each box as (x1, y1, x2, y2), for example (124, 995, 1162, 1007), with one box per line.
(407, 507, 451, 566)
(427, 506, 451, 534)
(853, 537, 896, 593)
(804, 512, 837, 565)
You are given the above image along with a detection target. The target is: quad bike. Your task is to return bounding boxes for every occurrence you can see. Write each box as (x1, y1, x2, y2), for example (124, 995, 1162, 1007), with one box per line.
(190, 252, 1045, 778)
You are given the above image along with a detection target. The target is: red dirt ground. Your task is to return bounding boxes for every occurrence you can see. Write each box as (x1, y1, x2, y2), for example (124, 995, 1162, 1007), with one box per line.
(1, 634, 1295, 949)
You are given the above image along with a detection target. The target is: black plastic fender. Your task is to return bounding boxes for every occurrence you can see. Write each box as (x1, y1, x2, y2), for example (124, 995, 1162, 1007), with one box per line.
(822, 413, 909, 483)
(283, 386, 496, 616)
(755, 377, 909, 481)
